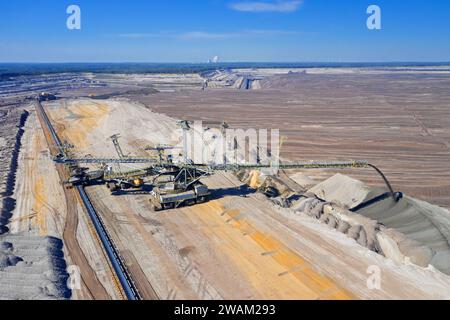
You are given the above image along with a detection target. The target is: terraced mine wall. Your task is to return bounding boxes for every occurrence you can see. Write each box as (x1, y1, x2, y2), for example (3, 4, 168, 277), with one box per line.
(0, 106, 71, 299)
(0, 108, 28, 232)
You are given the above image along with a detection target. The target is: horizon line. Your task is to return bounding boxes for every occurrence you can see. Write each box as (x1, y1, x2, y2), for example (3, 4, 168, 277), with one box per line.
(1, 61, 450, 65)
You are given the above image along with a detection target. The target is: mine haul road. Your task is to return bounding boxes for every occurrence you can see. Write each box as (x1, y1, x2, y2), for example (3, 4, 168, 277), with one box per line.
(35, 100, 135, 300)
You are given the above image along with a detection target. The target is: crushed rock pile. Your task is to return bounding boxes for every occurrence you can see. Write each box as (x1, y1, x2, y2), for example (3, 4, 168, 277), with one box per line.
(1, 109, 29, 234)
(294, 174, 450, 275)
(0, 235, 71, 300)
(0, 107, 71, 300)
(237, 170, 450, 275)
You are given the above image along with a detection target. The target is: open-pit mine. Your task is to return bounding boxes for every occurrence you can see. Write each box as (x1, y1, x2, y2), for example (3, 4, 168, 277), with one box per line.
(1, 66, 450, 300)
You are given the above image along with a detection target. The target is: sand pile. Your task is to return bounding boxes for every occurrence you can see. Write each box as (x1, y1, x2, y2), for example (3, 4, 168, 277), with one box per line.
(302, 174, 450, 275)
(289, 172, 317, 190)
(237, 170, 450, 274)
(0, 235, 71, 300)
(292, 197, 383, 252)
(47, 99, 179, 161)
(0, 107, 71, 299)
(357, 196, 450, 274)
(307, 173, 384, 209)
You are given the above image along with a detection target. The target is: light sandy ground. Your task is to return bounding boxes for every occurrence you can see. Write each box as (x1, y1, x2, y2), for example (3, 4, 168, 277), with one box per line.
(233, 67, 450, 76)
(142, 72, 450, 210)
(46, 98, 450, 299)
(0, 107, 71, 299)
(11, 111, 66, 237)
(9, 109, 121, 300)
(49, 99, 177, 160)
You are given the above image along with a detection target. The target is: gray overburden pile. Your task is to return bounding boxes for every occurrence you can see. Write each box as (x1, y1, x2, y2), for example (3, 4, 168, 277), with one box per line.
(0, 106, 71, 299)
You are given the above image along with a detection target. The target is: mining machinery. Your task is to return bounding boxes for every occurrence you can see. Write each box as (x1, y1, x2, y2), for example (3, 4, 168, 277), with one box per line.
(110, 134, 127, 159)
(54, 119, 401, 210)
(55, 153, 401, 210)
(104, 134, 147, 193)
(150, 166, 211, 211)
(144, 144, 179, 163)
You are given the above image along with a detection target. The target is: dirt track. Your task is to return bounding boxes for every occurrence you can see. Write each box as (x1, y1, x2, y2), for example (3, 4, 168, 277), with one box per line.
(35, 103, 112, 300)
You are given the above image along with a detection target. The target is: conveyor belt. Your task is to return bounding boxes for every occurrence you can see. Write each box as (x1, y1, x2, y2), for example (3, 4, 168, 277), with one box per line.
(36, 100, 141, 300)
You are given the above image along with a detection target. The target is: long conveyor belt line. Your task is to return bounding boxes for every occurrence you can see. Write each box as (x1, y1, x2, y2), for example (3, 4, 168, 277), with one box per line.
(54, 147, 398, 200)
(55, 157, 369, 169)
(36, 100, 63, 152)
(35, 100, 141, 300)
(76, 185, 141, 300)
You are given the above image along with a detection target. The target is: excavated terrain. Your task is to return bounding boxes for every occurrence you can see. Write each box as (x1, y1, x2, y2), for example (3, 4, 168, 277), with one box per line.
(42, 97, 450, 299)
(139, 71, 450, 209)
(2, 67, 450, 300)
(0, 104, 71, 300)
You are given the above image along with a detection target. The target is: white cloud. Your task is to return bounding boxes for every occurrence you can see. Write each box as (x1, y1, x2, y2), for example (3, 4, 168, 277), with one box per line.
(182, 30, 303, 39)
(244, 29, 302, 36)
(179, 32, 237, 40)
(230, 0, 303, 13)
(119, 29, 303, 40)
(118, 33, 166, 39)
(119, 32, 237, 40)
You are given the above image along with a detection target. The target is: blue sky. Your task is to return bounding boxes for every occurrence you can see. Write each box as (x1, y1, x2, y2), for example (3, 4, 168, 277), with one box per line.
(0, 0, 449, 62)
